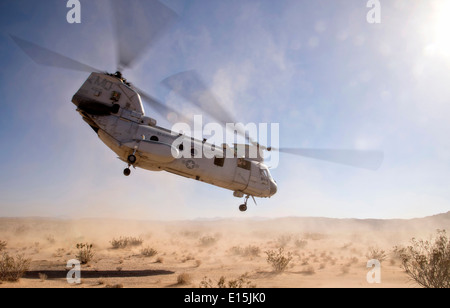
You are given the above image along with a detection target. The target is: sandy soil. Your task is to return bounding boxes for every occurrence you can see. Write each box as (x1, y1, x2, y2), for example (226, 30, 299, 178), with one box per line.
(0, 212, 448, 288)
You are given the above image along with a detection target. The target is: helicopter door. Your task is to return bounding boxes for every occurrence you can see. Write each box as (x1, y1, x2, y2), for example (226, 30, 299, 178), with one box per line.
(233, 158, 251, 190)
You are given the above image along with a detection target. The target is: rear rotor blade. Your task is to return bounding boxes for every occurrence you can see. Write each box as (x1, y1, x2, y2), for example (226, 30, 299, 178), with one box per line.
(273, 148, 384, 170)
(136, 86, 191, 125)
(10, 35, 100, 73)
(161, 70, 236, 126)
(110, 0, 178, 71)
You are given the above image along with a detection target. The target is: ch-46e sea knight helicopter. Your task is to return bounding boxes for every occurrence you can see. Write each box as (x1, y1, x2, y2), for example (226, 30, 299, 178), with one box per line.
(11, 0, 383, 212)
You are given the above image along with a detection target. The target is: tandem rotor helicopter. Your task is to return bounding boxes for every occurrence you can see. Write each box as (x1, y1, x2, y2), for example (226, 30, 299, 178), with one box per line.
(11, 0, 383, 212)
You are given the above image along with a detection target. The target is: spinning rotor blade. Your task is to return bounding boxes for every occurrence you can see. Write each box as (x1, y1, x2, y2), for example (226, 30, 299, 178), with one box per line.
(110, 0, 178, 71)
(136, 87, 191, 125)
(10, 35, 101, 73)
(271, 148, 384, 170)
(161, 70, 236, 125)
(161, 70, 254, 140)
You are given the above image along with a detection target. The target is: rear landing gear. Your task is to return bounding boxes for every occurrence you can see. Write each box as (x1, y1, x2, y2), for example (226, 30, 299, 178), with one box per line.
(124, 151, 137, 176)
(123, 167, 131, 176)
(127, 154, 136, 164)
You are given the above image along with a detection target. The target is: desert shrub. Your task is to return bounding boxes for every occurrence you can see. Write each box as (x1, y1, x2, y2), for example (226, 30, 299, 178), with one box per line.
(199, 235, 218, 247)
(276, 234, 292, 248)
(341, 264, 351, 275)
(45, 235, 56, 245)
(110, 236, 143, 249)
(0, 253, 31, 282)
(200, 273, 256, 288)
(177, 273, 192, 285)
(394, 229, 449, 288)
(366, 247, 387, 263)
(265, 248, 293, 273)
(105, 283, 123, 288)
(230, 245, 261, 258)
(140, 247, 157, 257)
(180, 230, 201, 238)
(294, 239, 308, 249)
(303, 233, 326, 241)
(0, 241, 6, 252)
(76, 243, 94, 264)
(156, 257, 164, 263)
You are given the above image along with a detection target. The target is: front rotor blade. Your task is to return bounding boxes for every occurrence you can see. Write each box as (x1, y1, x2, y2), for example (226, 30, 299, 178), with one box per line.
(275, 148, 384, 170)
(136, 87, 191, 125)
(110, 0, 178, 70)
(10, 35, 100, 73)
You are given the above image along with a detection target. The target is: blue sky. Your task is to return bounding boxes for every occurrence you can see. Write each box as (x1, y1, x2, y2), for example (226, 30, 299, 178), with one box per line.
(0, 0, 449, 220)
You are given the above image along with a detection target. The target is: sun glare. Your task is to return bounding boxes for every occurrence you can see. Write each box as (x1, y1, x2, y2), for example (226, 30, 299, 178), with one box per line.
(428, 1, 450, 58)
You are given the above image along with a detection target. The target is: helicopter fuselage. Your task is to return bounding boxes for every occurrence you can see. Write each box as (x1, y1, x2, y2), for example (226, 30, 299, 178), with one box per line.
(72, 73, 277, 202)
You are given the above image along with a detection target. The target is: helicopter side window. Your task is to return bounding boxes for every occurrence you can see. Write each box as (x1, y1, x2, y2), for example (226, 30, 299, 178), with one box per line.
(150, 136, 159, 142)
(214, 157, 225, 167)
(110, 91, 121, 102)
(237, 158, 251, 171)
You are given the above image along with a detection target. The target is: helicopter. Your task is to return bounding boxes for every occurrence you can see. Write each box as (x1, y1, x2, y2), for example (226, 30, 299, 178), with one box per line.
(10, 0, 383, 212)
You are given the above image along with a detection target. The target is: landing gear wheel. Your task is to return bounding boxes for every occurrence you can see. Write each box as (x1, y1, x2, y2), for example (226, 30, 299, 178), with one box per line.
(127, 154, 137, 164)
(239, 204, 247, 212)
(123, 168, 131, 176)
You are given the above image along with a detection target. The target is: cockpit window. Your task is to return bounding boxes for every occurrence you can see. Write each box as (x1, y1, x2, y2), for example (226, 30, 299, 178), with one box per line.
(260, 168, 271, 179)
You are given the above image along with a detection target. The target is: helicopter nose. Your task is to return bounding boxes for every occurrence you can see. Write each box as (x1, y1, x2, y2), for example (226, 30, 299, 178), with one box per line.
(269, 180, 278, 196)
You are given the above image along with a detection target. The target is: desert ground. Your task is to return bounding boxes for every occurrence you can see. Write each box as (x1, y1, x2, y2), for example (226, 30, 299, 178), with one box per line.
(0, 212, 448, 288)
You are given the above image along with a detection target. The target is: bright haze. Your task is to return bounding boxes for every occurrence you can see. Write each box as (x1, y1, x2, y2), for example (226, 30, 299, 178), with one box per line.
(0, 0, 449, 220)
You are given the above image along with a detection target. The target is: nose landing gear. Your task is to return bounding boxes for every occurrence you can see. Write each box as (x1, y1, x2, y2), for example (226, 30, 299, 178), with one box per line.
(238, 195, 256, 212)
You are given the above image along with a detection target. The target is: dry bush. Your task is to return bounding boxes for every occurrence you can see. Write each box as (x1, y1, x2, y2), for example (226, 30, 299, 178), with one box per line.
(76, 243, 94, 264)
(0, 253, 31, 282)
(181, 254, 195, 263)
(0, 241, 6, 252)
(303, 233, 326, 241)
(105, 283, 123, 288)
(199, 235, 218, 247)
(180, 230, 201, 238)
(341, 264, 350, 275)
(53, 248, 66, 258)
(265, 248, 293, 273)
(140, 247, 157, 257)
(45, 235, 56, 245)
(276, 234, 292, 248)
(341, 242, 352, 250)
(394, 229, 449, 288)
(156, 257, 164, 263)
(366, 247, 387, 263)
(110, 236, 143, 249)
(294, 239, 308, 249)
(230, 245, 261, 258)
(177, 273, 192, 285)
(200, 274, 256, 288)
